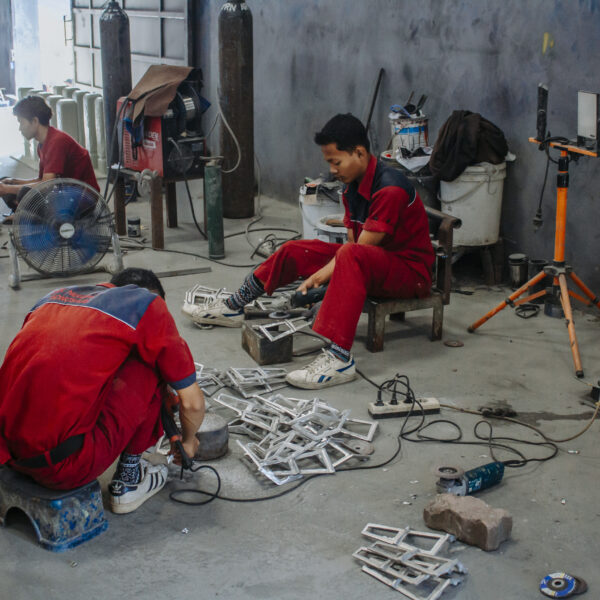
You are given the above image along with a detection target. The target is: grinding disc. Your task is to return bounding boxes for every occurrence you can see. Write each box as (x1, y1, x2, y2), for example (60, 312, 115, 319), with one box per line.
(444, 340, 464, 348)
(539, 572, 585, 598)
(269, 311, 291, 319)
(341, 439, 375, 455)
(434, 465, 465, 480)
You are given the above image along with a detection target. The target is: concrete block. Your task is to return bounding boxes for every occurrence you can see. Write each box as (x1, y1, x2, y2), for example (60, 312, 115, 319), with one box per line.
(423, 493, 512, 551)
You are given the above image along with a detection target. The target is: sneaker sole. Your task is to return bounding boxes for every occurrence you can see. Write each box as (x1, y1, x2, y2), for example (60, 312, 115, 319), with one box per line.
(191, 315, 243, 328)
(181, 306, 243, 328)
(285, 371, 357, 390)
(110, 481, 166, 515)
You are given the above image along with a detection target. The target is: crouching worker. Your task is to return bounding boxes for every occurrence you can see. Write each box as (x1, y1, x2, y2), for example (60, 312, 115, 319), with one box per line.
(182, 114, 435, 390)
(0, 268, 205, 514)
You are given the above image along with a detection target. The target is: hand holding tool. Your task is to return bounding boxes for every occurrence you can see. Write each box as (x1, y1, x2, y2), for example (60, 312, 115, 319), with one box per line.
(161, 394, 194, 470)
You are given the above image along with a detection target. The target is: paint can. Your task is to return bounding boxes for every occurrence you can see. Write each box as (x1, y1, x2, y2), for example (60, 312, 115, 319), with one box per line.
(527, 258, 548, 303)
(508, 253, 528, 289)
(389, 108, 428, 157)
(127, 217, 141, 237)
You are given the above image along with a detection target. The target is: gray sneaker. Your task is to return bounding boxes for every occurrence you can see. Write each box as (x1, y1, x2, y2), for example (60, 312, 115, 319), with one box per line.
(285, 350, 357, 389)
(182, 297, 244, 328)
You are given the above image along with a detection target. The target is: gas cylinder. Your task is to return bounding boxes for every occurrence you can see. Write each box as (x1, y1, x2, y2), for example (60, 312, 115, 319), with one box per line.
(218, 0, 254, 218)
(99, 1, 132, 168)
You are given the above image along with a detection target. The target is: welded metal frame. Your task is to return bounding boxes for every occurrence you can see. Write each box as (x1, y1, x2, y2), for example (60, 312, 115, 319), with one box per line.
(253, 317, 311, 342)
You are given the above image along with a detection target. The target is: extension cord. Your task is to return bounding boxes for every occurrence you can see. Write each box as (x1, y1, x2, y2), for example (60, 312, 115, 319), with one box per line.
(368, 397, 440, 419)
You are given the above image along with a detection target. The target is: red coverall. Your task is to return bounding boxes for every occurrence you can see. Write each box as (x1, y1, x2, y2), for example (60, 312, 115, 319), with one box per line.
(0, 284, 196, 489)
(254, 156, 435, 350)
(38, 126, 99, 191)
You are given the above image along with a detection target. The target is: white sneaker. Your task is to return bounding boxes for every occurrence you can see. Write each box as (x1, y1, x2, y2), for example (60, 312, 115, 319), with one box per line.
(182, 297, 244, 328)
(109, 460, 168, 514)
(285, 350, 357, 390)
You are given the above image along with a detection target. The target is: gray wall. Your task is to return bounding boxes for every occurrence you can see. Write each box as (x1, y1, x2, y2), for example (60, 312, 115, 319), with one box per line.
(196, 0, 600, 289)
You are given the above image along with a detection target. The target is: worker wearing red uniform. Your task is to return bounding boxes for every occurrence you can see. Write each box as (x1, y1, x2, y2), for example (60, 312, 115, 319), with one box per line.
(0, 95, 99, 216)
(0, 268, 205, 514)
(182, 114, 435, 389)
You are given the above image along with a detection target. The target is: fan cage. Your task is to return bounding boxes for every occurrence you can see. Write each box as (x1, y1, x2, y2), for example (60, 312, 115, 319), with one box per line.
(12, 178, 114, 277)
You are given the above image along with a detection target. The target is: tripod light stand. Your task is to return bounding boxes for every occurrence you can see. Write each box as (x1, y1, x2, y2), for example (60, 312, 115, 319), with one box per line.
(467, 135, 599, 378)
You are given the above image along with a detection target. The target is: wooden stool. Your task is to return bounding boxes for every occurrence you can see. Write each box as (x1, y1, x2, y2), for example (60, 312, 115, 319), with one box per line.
(363, 207, 461, 352)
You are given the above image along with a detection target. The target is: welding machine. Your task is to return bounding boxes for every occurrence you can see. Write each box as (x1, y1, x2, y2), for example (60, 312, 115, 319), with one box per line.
(118, 71, 208, 178)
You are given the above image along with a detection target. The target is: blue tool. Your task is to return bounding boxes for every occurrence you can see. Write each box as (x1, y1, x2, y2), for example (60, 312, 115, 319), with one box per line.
(435, 461, 505, 495)
(539, 572, 587, 598)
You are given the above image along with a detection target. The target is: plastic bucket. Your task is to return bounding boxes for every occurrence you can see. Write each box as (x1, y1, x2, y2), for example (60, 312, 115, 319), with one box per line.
(439, 162, 506, 246)
(299, 186, 341, 240)
(316, 214, 347, 244)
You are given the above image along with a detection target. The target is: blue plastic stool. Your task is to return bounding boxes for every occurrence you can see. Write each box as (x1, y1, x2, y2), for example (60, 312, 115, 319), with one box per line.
(0, 466, 108, 552)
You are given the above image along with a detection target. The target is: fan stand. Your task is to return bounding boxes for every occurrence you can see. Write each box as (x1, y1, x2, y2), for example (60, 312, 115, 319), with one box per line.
(8, 231, 124, 290)
(467, 141, 600, 378)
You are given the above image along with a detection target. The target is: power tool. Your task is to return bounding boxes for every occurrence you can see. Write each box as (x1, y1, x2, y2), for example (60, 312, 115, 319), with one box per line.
(290, 285, 328, 308)
(161, 393, 193, 471)
(434, 461, 505, 495)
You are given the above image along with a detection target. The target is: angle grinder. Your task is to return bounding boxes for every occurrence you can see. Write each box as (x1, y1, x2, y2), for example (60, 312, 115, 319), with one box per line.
(434, 461, 505, 495)
(290, 285, 328, 308)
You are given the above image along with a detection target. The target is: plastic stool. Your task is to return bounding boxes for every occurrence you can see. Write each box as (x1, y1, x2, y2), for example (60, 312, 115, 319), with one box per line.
(0, 466, 108, 552)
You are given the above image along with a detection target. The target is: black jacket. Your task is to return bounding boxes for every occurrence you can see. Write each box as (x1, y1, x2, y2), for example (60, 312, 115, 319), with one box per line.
(429, 110, 508, 181)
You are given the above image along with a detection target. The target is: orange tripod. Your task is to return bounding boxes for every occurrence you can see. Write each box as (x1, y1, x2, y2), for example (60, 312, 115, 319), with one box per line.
(468, 139, 600, 378)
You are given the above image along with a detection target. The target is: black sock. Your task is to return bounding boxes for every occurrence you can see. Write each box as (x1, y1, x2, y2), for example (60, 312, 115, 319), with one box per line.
(114, 452, 142, 484)
(329, 343, 351, 362)
(225, 273, 265, 310)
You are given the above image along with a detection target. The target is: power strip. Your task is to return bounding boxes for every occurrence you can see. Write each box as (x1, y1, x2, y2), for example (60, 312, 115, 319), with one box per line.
(368, 397, 440, 419)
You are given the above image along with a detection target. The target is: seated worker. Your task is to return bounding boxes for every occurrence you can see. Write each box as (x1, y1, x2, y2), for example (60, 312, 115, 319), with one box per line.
(0, 268, 205, 514)
(182, 113, 435, 390)
(0, 95, 99, 215)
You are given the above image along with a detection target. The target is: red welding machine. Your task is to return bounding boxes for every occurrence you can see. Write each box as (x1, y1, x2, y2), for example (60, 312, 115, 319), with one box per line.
(118, 75, 208, 179)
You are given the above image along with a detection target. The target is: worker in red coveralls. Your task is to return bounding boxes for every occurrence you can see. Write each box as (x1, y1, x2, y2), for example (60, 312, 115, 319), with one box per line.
(0, 95, 99, 221)
(182, 113, 435, 390)
(0, 268, 205, 514)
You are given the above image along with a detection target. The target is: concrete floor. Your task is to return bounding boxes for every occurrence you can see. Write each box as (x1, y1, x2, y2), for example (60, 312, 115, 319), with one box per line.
(0, 154, 599, 600)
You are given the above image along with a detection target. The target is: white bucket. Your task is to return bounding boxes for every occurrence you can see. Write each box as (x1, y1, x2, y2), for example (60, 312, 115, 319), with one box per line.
(316, 214, 347, 244)
(299, 186, 341, 240)
(439, 162, 506, 246)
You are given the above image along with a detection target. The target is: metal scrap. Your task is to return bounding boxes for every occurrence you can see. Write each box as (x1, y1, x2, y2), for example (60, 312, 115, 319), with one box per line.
(354, 524, 466, 599)
(185, 284, 232, 307)
(209, 392, 378, 485)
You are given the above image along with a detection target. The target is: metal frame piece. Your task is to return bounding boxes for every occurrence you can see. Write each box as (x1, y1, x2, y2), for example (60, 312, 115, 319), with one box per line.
(361, 565, 452, 600)
(227, 392, 378, 485)
(253, 317, 311, 342)
(355, 522, 465, 599)
(362, 525, 455, 557)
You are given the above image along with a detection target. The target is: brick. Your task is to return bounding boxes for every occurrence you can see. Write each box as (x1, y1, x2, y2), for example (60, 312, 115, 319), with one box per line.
(423, 493, 512, 551)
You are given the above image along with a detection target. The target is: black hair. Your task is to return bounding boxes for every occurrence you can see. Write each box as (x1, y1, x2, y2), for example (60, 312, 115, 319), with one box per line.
(314, 113, 370, 154)
(13, 96, 53, 126)
(110, 268, 166, 299)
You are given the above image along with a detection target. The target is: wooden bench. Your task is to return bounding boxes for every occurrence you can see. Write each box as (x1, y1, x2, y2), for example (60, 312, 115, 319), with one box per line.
(363, 206, 461, 352)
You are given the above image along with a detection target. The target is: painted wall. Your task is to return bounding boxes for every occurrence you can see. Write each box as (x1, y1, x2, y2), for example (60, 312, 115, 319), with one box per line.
(195, 0, 600, 290)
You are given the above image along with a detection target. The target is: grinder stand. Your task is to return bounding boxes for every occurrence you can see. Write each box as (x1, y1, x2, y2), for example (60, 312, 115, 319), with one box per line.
(468, 142, 600, 378)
